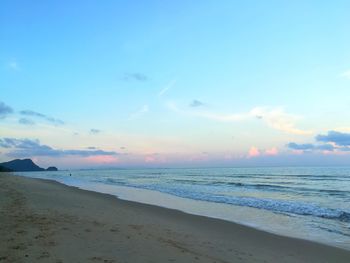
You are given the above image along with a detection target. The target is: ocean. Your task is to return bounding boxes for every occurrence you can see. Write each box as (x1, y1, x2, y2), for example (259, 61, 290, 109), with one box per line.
(17, 166, 350, 250)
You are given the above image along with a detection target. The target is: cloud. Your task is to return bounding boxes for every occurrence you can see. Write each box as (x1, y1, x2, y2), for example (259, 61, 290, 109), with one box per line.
(248, 146, 260, 158)
(287, 142, 336, 152)
(0, 101, 13, 119)
(340, 70, 350, 79)
(158, 80, 176, 97)
(0, 138, 118, 158)
(18, 118, 35, 126)
(189, 99, 205, 107)
(250, 107, 311, 135)
(317, 144, 336, 151)
(316, 131, 350, 146)
(265, 147, 278, 156)
(20, 110, 64, 125)
(287, 131, 350, 153)
(287, 142, 315, 151)
(123, 72, 148, 82)
(129, 104, 149, 119)
(90, 129, 101, 134)
(167, 102, 248, 121)
(168, 103, 309, 135)
(247, 146, 279, 158)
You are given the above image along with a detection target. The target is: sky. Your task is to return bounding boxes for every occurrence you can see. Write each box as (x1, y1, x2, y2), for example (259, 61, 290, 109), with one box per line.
(1, 0, 350, 169)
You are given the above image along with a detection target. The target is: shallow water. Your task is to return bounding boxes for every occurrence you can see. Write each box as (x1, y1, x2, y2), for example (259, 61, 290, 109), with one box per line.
(17, 166, 350, 249)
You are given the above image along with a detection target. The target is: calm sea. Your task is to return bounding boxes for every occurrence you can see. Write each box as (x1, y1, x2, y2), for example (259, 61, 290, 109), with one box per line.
(17, 166, 350, 249)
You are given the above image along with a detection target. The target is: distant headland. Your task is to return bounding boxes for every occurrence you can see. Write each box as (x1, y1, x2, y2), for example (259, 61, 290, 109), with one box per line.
(0, 159, 58, 172)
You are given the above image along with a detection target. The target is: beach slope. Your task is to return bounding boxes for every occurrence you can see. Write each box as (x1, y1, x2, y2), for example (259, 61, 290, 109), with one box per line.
(1, 173, 349, 263)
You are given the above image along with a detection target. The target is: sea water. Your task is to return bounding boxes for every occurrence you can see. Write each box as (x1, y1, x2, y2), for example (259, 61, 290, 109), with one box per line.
(17, 166, 350, 250)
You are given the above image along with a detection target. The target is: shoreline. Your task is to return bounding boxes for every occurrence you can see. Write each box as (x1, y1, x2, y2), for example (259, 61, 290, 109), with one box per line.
(1, 173, 350, 262)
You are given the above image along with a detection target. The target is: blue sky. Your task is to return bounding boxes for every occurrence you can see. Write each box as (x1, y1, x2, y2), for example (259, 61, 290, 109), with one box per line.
(1, 0, 350, 168)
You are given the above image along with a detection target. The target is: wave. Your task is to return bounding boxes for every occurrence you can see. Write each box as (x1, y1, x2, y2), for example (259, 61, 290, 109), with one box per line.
(210, 195, 350, 223)
(78, 174, 350, 223)
(170, 179, 350, 197)
(109, 183, 350, 223)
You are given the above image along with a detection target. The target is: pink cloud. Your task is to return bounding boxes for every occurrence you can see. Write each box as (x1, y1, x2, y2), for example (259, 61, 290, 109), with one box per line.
(265, 147, 278, 156)
(248, 146, 260, 158)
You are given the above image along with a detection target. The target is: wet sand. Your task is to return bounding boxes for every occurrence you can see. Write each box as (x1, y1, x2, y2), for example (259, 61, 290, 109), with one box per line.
(1, 173, 350, 263)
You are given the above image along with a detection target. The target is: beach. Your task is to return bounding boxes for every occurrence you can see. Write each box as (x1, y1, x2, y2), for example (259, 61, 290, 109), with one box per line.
(1, 173, 350, 263)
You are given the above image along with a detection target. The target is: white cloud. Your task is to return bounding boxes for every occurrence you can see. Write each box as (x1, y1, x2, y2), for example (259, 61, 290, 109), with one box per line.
(250, 107, 311, 135)
(167, 103, 311, 135)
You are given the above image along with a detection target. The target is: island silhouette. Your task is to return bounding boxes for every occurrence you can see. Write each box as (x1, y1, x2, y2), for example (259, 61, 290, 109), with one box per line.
(0, 159, 58, 172)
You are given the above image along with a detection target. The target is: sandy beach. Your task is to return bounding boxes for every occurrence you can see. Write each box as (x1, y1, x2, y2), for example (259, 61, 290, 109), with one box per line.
(1, 173, 350, 263)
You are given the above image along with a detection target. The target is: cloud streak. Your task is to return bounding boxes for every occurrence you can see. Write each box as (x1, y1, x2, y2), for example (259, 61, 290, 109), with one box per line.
(0, 138, 118, 158)
(158, 80, 176, 97)
(129, 104, 149, 119)
(20, 110, 64, 125)
(250, 107, 310, 135)
(168, 103, 310, 135)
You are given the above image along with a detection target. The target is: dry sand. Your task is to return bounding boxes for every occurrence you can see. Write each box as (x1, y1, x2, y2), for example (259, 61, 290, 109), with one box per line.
(1, 173, 350, 263)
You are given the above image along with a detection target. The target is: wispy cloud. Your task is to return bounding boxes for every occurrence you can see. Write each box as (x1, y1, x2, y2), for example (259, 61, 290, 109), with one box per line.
(0, 101, 13, 119)
(129, 104, 149, 119)
(0, 138, 118, 158)
(122, 72, 148, 82)
(158, 80, 176, 97)
(168, 103, 309, 135)
(20, 110, 64, 125)
(250, 107, 311, 135)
